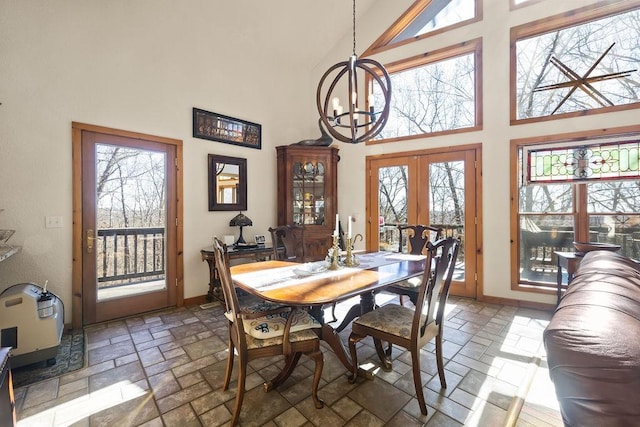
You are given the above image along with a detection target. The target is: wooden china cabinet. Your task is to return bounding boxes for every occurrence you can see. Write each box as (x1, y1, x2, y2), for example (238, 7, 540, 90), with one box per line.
(276, 145, 339, 261)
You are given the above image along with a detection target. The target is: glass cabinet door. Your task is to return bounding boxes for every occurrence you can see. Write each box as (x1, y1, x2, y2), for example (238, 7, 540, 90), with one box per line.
(292, 161, 326, 226)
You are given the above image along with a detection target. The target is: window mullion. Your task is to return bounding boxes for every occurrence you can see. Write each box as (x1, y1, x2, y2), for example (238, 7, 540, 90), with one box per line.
(575, 184, 589, 242)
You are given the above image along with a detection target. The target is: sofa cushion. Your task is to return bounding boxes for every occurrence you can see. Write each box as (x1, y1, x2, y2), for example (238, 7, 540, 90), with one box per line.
(543, 251, 640, 426)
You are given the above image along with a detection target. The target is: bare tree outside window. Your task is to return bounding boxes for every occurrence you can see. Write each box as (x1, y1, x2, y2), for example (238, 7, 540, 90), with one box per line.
(95, 144, 167, 290)
(515, 7, 640, 120)
(378, 166, 408, 251)
(96, 145, 166, 228)
(373, 50, 476, 140)
(378, 166, 408, 225)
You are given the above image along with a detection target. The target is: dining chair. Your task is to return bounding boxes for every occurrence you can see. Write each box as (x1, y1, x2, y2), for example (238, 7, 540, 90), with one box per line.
(348, 237, 460, 416)
(386, 224, 443, 306)
(268, 225, 306, 262)
(212, 238, 324, 426)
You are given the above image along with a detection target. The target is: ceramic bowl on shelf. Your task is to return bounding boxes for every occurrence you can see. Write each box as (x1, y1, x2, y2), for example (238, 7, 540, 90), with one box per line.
(573, 241, 621, 253)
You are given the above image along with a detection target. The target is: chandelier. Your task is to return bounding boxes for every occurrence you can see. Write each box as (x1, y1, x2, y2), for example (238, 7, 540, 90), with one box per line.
(316, 0, 391, 144)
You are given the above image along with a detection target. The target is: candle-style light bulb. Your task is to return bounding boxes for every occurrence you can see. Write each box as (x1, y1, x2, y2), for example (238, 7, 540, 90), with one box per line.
(369, 87, 375, 115)
(332, 97, 342, 118)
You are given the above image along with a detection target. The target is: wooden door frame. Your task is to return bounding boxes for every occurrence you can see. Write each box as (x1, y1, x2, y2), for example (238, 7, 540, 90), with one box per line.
(71, 122, 184, 329)
(365, 143, 483, 299)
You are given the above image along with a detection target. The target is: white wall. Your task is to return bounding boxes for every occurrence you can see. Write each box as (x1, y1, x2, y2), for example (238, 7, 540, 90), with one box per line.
(329, 0, 639, 305)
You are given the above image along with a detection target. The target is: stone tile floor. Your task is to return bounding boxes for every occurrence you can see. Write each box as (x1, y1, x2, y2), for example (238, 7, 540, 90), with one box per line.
(13, 294, 562, 426)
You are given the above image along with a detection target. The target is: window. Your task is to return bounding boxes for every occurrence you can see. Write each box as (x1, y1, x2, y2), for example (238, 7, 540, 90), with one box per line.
(364, 0, 481, 56)
(369, 39, 481, 144)
(511, 2, 640, 123)
(511, 129, 640, 291)
(391, 0, 476, 44)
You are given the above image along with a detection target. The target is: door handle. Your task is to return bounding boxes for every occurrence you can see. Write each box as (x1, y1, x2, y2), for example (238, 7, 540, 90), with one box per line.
(87, 229, 96, 253)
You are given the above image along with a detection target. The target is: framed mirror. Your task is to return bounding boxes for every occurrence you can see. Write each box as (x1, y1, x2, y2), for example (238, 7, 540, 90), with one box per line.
(208, 154, 247, 211)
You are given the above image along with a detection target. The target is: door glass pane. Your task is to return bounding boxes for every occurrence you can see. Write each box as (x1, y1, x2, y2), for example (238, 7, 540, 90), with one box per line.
(378, 165, 408, 251)
(429, 161, 465, 279)
(587, 181, 640, 259)
(95, 144, 167, 301)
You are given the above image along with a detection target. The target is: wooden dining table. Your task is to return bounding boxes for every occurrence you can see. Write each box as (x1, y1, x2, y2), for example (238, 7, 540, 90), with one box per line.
(230, 252, 427, 373)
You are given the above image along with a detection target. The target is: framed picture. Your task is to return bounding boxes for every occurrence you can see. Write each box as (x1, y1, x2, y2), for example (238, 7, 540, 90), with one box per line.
(193, 108, 261, 149)
(254, 235, 266, 246)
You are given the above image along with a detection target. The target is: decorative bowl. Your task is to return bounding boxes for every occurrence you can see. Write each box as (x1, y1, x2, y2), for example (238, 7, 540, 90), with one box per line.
(573, 241, 621, 253)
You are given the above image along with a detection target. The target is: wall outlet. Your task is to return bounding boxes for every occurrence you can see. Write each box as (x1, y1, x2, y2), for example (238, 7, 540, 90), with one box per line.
(45, 216, 63, 228)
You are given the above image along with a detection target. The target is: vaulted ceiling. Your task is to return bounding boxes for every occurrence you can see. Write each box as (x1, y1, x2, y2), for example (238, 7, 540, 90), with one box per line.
(215, 0, 380, 67)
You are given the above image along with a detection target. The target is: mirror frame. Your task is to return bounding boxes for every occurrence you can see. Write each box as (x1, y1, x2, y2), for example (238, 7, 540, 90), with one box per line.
(208, 154, 247, 211)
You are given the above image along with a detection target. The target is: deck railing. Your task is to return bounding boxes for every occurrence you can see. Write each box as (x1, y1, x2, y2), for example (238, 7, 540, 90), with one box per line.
(97, 227, 165, 287)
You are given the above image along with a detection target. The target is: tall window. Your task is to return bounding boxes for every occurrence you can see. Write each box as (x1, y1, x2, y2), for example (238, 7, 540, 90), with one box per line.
(512, 133, 640, 289)
(369, 39, 481, 144)
(511, 2, 640, 123)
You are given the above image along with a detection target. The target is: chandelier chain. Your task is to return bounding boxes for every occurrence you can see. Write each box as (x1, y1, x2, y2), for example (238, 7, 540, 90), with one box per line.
(352, 0, 357, 56)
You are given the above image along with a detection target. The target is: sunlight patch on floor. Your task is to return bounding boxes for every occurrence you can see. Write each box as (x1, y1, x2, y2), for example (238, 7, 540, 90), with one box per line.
(18, 381, 147, 426)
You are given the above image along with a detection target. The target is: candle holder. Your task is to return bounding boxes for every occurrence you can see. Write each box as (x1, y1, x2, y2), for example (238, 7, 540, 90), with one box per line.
(343, 236, 359, 267)
(328, 234, 341, 270)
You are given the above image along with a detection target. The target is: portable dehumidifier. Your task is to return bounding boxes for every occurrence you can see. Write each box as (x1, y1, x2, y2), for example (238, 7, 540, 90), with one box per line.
(0, 282, 64, 368)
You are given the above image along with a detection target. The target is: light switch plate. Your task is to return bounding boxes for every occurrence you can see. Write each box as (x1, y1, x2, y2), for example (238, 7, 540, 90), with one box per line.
(45, 216, 63, 228)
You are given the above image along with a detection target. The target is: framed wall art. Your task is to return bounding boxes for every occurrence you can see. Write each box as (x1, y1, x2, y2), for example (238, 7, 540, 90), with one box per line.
(193, 108, 261, 149)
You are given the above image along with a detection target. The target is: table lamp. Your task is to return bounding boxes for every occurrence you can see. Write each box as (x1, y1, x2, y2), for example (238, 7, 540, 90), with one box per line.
(229, 213, 252, 245)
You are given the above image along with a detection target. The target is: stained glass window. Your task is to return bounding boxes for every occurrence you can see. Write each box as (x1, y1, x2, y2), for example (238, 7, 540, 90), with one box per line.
(527, 140, 640, 184)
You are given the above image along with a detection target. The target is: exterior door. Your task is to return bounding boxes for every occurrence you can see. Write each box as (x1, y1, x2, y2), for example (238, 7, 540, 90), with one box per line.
(419, 150, 478, 297)
(76, 127, 179, 325)
(366, 146, 480, 298)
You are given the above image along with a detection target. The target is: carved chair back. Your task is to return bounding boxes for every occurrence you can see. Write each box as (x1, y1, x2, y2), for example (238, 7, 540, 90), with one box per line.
(269, 225, 305, 262)
(413, 237, 460, 345)
(398, 224, 443, 255)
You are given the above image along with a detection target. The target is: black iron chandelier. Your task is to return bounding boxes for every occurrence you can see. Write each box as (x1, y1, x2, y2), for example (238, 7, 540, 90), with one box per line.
(316, 0, 391, 144)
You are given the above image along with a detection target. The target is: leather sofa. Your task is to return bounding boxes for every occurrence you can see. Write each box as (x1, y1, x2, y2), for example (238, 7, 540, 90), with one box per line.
(543, 250, 640, 427)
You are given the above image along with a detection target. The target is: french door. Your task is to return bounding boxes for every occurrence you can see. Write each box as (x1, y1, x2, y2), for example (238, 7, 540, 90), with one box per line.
(366, 146, 481, 298)
(72, 123, 182, 326)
